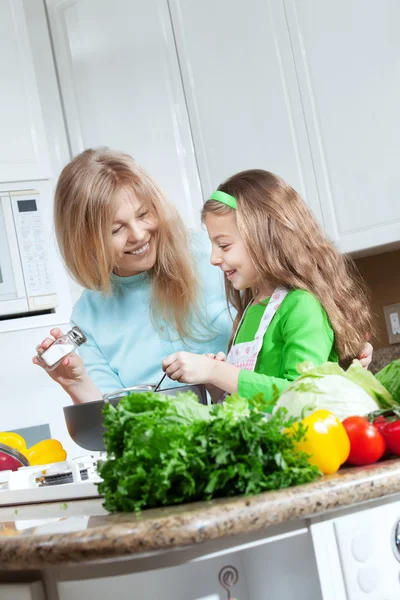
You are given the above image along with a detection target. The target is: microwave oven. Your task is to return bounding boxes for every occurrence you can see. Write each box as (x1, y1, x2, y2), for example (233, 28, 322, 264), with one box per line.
(0, 187, 58, 317)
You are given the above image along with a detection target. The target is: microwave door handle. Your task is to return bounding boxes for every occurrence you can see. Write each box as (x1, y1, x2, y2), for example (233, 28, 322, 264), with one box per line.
(1, 195, 26, 299)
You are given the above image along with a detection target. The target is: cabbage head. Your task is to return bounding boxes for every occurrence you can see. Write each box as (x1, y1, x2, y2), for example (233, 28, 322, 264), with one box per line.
(273, 361, 394, 421)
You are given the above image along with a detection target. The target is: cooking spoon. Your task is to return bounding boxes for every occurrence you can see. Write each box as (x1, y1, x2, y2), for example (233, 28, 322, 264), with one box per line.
(154, 372, 167, 392)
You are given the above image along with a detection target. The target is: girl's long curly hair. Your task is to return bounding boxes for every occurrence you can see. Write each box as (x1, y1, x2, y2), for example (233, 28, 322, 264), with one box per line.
(201, 169, 371, 359)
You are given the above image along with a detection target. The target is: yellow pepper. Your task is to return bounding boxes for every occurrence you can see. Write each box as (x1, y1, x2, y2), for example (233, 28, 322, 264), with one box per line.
(25, 439, 67, 466)
(0, 432, 27, 453)
(288, 410, 350, 474)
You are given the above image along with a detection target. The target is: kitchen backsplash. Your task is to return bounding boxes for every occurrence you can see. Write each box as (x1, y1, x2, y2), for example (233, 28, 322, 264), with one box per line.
(354, 248, 400, 350)
(354, 247, 400, 372)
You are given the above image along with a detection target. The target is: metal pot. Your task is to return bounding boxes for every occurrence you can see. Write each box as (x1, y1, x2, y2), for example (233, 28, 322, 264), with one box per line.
(63, 384, 207, 452)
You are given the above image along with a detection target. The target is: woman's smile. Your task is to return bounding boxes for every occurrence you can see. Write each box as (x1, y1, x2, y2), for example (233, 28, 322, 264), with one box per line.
(112, 192, 158, 277)
(124, 240, 151, 256)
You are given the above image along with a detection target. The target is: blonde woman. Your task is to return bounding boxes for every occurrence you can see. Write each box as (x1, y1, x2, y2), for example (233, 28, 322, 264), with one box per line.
(163, 170, 373, 404)
(33, 148, 231, 404)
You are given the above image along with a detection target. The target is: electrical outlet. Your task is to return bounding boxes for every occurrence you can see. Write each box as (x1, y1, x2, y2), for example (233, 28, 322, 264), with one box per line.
(383, 303, 400, 344)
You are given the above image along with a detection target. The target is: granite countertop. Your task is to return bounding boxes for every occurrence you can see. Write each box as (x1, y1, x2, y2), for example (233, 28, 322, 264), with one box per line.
(0, 459, 400, 570)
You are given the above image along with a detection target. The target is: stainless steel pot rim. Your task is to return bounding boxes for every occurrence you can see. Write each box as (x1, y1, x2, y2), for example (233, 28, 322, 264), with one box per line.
(102, 385, 157, 402)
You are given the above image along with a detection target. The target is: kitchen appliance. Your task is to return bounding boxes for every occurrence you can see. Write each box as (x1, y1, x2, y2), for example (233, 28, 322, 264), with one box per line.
(0, 183, 58, 317)
(63, 384, 208, 451)
(0, 455, 102, 507)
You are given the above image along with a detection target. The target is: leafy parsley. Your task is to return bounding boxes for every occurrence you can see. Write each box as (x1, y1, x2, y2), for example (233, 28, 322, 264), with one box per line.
(98, 391, 319, 512)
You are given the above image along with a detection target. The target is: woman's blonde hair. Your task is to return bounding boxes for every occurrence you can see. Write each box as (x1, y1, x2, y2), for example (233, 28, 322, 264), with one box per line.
(201, 169, 371, 359)
(55, 147, 198, 339)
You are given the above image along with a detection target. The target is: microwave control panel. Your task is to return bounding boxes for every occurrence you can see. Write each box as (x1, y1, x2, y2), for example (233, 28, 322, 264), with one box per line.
(10, 191, 58, 309)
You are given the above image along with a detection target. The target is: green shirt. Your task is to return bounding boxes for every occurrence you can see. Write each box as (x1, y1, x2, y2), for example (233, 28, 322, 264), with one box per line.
(236, 289, 338, 408)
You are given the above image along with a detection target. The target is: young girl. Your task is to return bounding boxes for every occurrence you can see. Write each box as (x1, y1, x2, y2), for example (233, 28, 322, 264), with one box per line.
(162, 169, 372, 404)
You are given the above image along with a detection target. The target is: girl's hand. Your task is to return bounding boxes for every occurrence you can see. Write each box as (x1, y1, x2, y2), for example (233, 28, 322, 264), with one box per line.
(33, 328, 88, 389)
(162, 352, 216, 384)
(204, 351, 227, 362)
(357, 341, 373, 370)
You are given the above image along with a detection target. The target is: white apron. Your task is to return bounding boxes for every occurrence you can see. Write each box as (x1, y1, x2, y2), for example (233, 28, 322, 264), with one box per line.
(218, 287, 289, 402)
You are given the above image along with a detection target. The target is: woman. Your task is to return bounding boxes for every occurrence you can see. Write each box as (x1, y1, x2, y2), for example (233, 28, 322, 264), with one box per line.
(34, 147, 231, 404)
(33, 148, 372, 404)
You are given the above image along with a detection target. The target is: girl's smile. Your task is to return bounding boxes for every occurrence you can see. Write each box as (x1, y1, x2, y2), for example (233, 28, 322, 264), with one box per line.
(204, 212, 258, 291)
(225, 269, 237, 280)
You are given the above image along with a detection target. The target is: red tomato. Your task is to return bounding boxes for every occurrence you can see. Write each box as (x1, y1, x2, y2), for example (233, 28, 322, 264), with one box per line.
(342, 416, 386, 466)
(373, 415, 389, 433)
(381, 420, 400, 456)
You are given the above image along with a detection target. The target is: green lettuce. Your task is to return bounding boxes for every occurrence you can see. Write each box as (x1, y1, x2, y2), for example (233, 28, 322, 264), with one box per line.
(273, 360, 394, 421)
(376, 360, 400, 403)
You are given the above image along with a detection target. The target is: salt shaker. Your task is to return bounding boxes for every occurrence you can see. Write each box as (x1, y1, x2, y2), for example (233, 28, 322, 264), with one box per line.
(37, 326, 87, 372)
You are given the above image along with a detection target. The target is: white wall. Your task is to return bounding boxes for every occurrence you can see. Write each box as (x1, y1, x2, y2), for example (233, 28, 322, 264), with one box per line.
(1, 326, 87, 458)
(0, 0, 83, 457)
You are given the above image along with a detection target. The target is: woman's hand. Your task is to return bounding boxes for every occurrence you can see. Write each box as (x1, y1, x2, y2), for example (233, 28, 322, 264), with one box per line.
(357, 341, 373, 370)
(162, 351, 216, 384)
(33, 328, 101, 404)
(33, 328, 87, 386)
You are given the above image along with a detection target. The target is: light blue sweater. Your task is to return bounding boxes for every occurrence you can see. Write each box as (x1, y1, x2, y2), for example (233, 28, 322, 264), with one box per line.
(71, 231, 232, 393)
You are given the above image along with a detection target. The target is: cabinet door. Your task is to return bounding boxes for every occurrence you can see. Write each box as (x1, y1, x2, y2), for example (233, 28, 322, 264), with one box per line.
(169, 0, 323, 222)
(0, 0, 51, 182)
(0, 582, 45, 600)
(45, 0, 203, 228)
(285, 0, 400, 254)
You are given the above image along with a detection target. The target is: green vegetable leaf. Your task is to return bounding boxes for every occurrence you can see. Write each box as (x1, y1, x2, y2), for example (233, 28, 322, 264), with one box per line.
(346, 360, 395, 408)
(217, 394, 250, 420)
(376, 360, 400, 403)
(98, 392, 320, 513)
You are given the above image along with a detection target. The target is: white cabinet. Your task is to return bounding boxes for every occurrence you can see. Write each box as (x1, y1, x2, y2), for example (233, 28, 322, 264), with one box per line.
(310, 499, 400, 600)
(45, 0, 203, 229)
(57, 531, 322, 600)
(171, 0, 400, 254)
(0, 0, 51, 183)
(284, 0, 400, 253)
(169, 0, 323, 224)
(0, 582, 45, 600)
(43, 0, 400, 253)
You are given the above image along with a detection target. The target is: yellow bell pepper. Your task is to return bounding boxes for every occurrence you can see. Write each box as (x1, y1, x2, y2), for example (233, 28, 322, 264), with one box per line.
(25, 439, 67, 466)
(288, 410, 350, 474)
(0, 432, 27, 453)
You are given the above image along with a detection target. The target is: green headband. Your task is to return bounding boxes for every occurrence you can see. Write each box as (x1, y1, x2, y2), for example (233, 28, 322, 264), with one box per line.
(209, 190, 237, 209)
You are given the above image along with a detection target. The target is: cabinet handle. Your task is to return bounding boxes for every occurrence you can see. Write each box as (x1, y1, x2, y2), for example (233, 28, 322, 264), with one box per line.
(218, 565, 239, 599)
